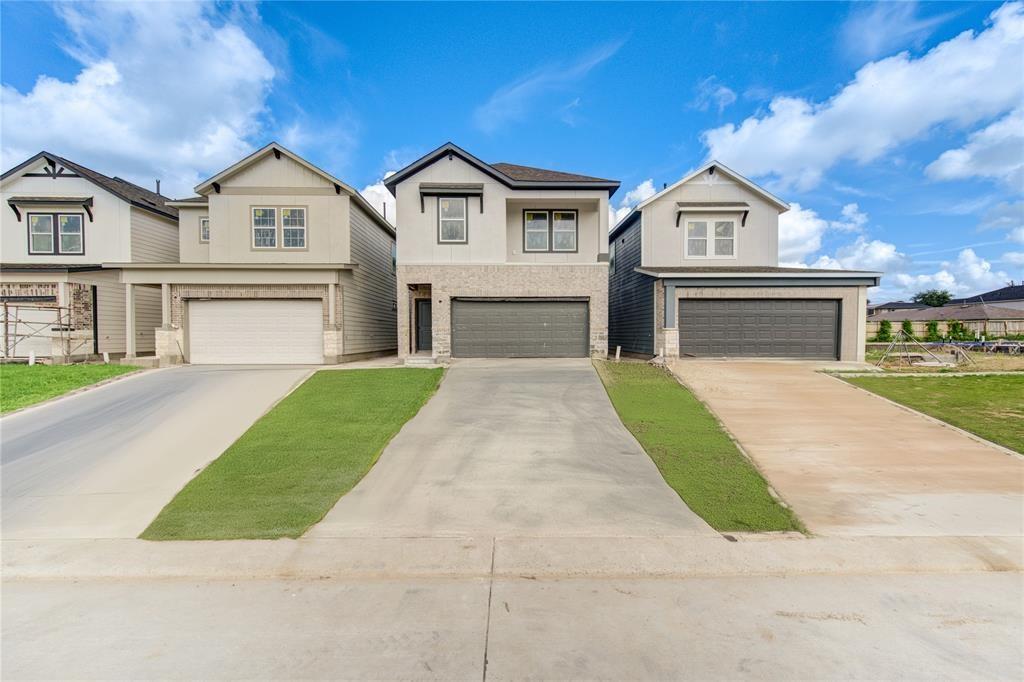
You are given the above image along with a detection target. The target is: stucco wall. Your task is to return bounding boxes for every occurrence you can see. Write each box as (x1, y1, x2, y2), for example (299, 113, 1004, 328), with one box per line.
(397, 264, 608, 360)
(640, 168, 781, 269)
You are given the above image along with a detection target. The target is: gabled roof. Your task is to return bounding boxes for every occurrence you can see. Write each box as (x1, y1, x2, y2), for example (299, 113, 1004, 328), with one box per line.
(870, 301, 928, 310)
(609, 160, 789, 241)
(948, 284, 1024, 305)
(1, 151, 177, 220)
(382, 142, 620, 197)
(193, 142, 394, 234)
(636, 160, 789, 212)
(870, 302, 1024, 322)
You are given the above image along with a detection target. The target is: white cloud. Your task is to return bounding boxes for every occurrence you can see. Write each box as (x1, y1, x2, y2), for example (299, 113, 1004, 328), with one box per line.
(926, 108, 1024, 187)
(840, 2, 959, 61)
(778, 203, 830, 264)
(829, 203, 869, 232)
(1002, 251, 1024, 265)
(1, 2, 276, 198)
(980, 200, 1024, 231)
(690, 76, 737, 113)
(359, 171, 397, 226)
(473, 38, 625, 134)
(1010, 227, 1024, 244)
(890, 248, 1011, 297)
(610, 179, 656, 227)
(811, 236, 908, 272)
(702, 2, 1024, 191)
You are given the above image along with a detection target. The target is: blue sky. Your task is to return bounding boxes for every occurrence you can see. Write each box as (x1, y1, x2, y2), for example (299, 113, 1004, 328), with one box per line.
(2, 1, 1022, 300)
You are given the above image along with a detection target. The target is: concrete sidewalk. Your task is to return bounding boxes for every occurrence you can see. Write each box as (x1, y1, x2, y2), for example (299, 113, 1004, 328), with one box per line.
(672, 360, 1024, 537)
(4, 572, 1019, 680)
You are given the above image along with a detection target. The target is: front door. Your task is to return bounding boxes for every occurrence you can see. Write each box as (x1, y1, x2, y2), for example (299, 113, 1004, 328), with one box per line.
(415, 299, 432, 352)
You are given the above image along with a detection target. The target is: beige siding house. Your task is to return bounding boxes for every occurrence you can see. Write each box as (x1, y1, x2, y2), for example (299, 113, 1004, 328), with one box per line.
(1, 152, 178, 360)
(386, 142, 619, 361)
(608, 162, 880, 362)
(112, 143, 396, 365)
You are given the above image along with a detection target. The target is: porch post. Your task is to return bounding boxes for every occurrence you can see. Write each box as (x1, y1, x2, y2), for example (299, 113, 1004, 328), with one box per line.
(161, 283, 171, 329)
(125, 283, 136, 358)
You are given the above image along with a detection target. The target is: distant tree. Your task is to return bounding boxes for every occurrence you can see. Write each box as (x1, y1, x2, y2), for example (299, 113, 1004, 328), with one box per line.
(874, 320, 893, 342)
(912, 289, 952, 307)
(924, 320, 941, 342)
(901, 319, 916, 339)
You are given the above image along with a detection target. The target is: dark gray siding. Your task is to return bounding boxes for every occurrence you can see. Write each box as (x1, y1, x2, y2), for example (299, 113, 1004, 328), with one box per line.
(608, 217, 654, 354)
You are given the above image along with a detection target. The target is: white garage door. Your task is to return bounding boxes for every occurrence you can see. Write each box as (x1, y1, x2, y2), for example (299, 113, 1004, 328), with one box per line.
(188, 299, 324, 364)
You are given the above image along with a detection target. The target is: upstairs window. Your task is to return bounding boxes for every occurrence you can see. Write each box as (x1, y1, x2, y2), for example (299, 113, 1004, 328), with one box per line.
(252, 207, 277, 248)
(282, 208, 306, 248)
(28, 213, 83, 255)
(438, 197, 467, 243)
(199, 217, 210, 243)
(524, 211, 549, 251)
(525, 210, 578, 252)
(686, 219, 736, 258)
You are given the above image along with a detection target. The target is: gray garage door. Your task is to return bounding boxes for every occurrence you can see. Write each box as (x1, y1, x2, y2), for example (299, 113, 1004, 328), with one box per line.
(451, 299, 589, 358)
(679, 299, 839, 359)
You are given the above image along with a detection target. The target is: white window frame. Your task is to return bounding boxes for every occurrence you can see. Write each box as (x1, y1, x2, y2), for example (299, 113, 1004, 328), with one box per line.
(251, 207, 277, 249)
(524, 210, 550, 252)
(684, 217, 737, 260)
(281, 207, 307, 249)
(28, 214, 55, 255)
(199, 217, 210, 243)
(551, 210, 578, 252)
(437, 197, 468, 244)
(58, 214, 84, 254)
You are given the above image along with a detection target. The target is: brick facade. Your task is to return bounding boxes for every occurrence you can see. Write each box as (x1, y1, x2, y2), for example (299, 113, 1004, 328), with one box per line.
(396, 264, 609, 360)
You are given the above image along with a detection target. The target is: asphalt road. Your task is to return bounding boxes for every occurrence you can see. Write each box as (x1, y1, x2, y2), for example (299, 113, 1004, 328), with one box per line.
(1, 365, 310, 539)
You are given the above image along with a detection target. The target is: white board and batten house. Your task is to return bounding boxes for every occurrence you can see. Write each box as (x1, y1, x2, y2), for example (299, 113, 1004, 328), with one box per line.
(1, 152, 178, 360)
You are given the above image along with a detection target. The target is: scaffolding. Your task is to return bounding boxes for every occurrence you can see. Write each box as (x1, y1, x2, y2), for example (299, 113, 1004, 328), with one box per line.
(1, 302, 91, 362)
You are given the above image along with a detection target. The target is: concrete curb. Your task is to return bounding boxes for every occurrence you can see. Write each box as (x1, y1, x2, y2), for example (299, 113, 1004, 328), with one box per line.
(827, 373, 1024, 460)
(4, 535, 1020, 581)
(0, 366, 163, 420)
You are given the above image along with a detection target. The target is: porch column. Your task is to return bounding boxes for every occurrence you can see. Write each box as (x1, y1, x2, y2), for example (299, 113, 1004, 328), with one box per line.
(161, 283, 171, 329)
(328, 283, 337, 327)
(662, 283, 679, 358)
(125, 283, 136, 358)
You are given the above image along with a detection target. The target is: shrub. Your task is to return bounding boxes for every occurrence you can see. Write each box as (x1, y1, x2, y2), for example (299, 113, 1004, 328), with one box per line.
(901, 319, 916, 339)
(873, 320, 893, 342)
(946, 320, 975, 341)
(924, 320, 941, 342)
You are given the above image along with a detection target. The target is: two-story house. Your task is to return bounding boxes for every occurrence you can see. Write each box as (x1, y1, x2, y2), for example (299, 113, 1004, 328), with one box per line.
(608, 162, 880, 361)
(385, 143, 619, 361)
(1, 152, 178, 360)
(111, 143, 396, 365)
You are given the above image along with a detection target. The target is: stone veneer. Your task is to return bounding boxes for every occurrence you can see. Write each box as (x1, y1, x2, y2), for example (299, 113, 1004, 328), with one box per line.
(654, 283, 867, 362)
(397, 264, 609, 360)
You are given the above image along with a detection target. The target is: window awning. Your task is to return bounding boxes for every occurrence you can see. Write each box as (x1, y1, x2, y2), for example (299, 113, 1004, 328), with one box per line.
(8, 196, 94, 222)
(419, 183, 484, 213)
(675, 201, 749, 227)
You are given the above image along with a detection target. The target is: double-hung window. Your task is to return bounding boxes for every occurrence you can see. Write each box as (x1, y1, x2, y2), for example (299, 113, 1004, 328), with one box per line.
(252, 208, 277, 248)
(438, 197, 467, 243)
(524, 210, 578, 252)
(686, 219, 736, 258)
(199, 217, 210, 243)
(28, 213, 83, 255)
(281, 208, 306, 248)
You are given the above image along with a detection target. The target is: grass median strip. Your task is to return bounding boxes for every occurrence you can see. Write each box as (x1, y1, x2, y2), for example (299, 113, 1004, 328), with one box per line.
(595, 360, 803, 533)
(142, 367, 444, 540)
(1, 363, 139, 414)
(844, 374, 1024, 454)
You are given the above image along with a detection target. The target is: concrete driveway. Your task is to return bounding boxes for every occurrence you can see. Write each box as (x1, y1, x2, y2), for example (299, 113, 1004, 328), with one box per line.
(672, 361, 1024, 537)
(311, 359, 714, 538)
(2, 365, 311, 539)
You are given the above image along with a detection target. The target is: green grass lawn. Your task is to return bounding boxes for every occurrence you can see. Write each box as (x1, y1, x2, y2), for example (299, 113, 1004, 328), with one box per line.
(844, 374, 1024, 453)
(594, 361, 804, 533)
(142, 367, 444, 540)
(0, 363, 140, 414)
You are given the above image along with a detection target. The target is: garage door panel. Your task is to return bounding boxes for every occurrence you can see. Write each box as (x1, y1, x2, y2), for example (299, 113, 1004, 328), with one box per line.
(189, 299, 323, 364)
(451, 300, 588, 358)
(679, 298, 838, 360)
